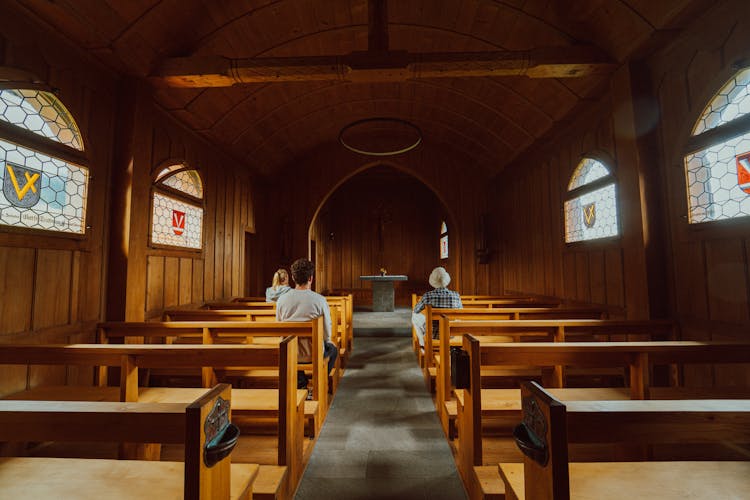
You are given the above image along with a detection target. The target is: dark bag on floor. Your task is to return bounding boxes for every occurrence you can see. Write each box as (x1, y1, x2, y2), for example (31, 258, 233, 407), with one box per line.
(450, 346, 470, 389)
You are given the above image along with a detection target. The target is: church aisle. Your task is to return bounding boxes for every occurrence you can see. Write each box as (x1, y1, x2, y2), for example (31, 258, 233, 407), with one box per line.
(294, 311, 467, 500)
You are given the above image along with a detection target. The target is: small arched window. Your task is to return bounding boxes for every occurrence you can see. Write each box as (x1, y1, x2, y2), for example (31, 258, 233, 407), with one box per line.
(439, 221, 449, 259)
(150, 163, 204, 249)
(564, 157, 619, 243)
(0, 87, 89, 234)
(684, 67, 750, 223)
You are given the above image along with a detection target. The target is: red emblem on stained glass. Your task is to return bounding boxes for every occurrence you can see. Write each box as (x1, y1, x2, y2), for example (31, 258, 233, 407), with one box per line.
(737, 152, 750, 195)
(172, 210, 186, 235)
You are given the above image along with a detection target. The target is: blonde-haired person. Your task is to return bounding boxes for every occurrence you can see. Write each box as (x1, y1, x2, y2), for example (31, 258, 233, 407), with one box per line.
(412, 266, 462, 347)
(265, 268, 291, 302)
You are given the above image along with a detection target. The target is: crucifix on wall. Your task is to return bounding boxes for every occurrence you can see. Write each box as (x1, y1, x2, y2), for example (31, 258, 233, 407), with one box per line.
(372, 203, 392, 252)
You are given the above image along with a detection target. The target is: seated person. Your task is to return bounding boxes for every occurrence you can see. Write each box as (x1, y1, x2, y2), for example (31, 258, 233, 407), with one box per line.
(265, 268, 291, 302)
(412, 266, 462, 347)
(276, 258, 338, 389)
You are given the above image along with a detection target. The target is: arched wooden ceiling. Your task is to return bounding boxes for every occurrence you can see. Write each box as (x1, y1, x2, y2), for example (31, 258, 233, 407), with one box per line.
(14, 0, 712, 179)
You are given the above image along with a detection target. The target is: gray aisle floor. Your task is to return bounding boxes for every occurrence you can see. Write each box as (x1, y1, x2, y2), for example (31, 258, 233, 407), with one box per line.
(294, 308, 468, 500)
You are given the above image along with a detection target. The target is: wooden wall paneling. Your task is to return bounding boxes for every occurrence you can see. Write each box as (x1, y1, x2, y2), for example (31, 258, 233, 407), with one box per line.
(69, 251, 81, 324)
(611, 63, 650, 318)
(674, 240, 709, 321)
(213, 172, 226, 299)
(562, 251, 577, 298)
(223, 173, 234, 298)
(0, 247, 35, 334)
(704, 239, 749, 323)
(203, 173, 216, 302)
(163, 256, 179, 308)
(589, 250, 606, 304)
(232, 180, 242, 297)
(179, 257, 193, 305)
(192, 258, 204, 305)
(146, 255, 164, 313)
(32, 249, 72, 330)
(540, 160, 555, 296)
(575, 252, 591, 302)
(605, 248, 626, 309)
(125, 86, 155, 321)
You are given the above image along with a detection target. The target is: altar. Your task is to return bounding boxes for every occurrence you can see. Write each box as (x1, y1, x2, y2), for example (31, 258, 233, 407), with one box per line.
(359, 275, 408, 312)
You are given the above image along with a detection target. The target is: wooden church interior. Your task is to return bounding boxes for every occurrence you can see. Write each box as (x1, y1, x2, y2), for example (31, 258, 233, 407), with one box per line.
(1, 0, 749, 498)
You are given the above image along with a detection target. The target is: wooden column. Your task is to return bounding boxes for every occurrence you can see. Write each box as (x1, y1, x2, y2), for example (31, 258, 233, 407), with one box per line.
(611, 63, 651, 319)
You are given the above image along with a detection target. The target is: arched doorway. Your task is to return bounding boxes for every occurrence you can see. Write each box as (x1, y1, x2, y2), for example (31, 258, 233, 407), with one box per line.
(309, 164, 457, 308)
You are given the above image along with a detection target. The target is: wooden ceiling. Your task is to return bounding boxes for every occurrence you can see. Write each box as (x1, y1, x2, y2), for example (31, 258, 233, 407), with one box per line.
(14, 0, 711, 179)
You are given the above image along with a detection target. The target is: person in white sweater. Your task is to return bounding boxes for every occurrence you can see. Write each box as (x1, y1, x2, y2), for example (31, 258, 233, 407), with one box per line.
(276, 258, 338, 389)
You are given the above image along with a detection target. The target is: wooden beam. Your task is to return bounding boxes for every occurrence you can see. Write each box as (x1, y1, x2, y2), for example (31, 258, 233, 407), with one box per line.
(152, 46, 616, 87)
(368, 0, 389, 52)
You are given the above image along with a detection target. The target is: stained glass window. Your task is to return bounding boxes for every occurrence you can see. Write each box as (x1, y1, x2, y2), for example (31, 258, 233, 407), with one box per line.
(0, 87, 88, 235)
(0, 89, 84, 151)
(684, 68, 750, 223)
(440, 221, 448, 259)
(151, 163, 203, 249)
(564, 158, 619, 243)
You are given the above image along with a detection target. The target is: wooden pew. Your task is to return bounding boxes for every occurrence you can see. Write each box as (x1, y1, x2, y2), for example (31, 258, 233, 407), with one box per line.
(154, 311, 339, 423)
(0, 384, 258, 500)
(0, 341, 304, 498)
(421, 306, 608, 385)
(203, 296, 349, 384)
(164, 309, 278, 322)
(457, 336, 750, 498)
(499, 381, 750, 500)
(409, 294, 570, 359)
(205, 301, 276, 310)
(98, 318, 330, 435)
(325, 294, 353, 365)
(231, 296, 268, 302)
(435, 317, 675, 438)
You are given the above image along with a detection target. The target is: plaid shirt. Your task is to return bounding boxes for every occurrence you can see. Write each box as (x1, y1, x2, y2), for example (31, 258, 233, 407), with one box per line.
(414, 288, 463, 338)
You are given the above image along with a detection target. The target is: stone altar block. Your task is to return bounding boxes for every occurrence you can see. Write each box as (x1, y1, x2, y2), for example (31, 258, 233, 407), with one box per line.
(359, 275, 408, 312)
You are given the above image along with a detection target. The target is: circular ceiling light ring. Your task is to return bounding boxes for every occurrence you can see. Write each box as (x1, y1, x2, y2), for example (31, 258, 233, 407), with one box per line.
(339, 117, 422, 156)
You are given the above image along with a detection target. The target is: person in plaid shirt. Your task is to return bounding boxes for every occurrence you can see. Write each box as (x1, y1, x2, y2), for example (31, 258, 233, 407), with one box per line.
(412, 267, 462, 347)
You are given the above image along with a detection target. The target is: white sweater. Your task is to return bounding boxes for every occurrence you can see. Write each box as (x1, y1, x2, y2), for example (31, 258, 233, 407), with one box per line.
(275, 289, 332, 362)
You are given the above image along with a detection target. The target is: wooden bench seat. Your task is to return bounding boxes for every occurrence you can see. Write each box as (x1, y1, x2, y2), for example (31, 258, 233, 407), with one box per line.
(0, 385, 257, 500)
(498, 381, 750, 499)
(0, 341, 305, 497)
(0, 457, 259, 500)
(98, 319, 331, 435)
(410, 294, 564, 357)
(435, 318, 676, 438)
(499, 461, 750, 500)
(456, 336, 750, 498)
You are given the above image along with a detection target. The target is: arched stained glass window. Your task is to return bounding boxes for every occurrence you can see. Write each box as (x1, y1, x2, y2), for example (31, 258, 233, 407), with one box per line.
(0, 86, 88, 234)
(440, 221, 448, 259)
(564, 157, 619, 243)
(684, 68, 750, 223)
(150, 163, 204, 249)
(0, 89, 84, 151)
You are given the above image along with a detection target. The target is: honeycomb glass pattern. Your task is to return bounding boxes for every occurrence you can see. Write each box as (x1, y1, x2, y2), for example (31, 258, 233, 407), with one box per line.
(160, 169, 203, 199)
(568, 158, 609, 191)
(685, 68, 750, 223)
(564, 184, 618, 243)
(692, 68, 750, 136)
(684, 132, 750, 223)
(0, 89, 83, 151)
(0, 139, 88, 234)
(151, 192, 203, 249)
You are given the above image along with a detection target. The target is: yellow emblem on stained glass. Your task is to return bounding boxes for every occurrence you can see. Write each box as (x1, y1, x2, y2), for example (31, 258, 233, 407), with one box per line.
(583, 202, 596, 228)
(4, 163, 40, 207)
